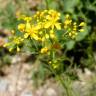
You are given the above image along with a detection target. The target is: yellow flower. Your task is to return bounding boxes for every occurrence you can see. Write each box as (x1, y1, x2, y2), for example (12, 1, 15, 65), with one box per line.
(44, 21, 61, 30)
(39, 31, 43, 35)
(17, 46, 20, 52)
(24, 33, 29, 38)
(24, 23, 39, 40)
(24, 16, 32, 22)
(52, 63, 58, 69)
(68, 31, 78, 39)
(68, 32, 72, 37)
(4, 36, 23, 52)
(9, 47, 13, 52)
(13, 36, 24, 44)
(64, 20, 72, 25)
(50, 33, 55, 39)
(78, 22, 85, 32)
(44, 10, 61, 30)
(63, 15, 85, 39)
(40, 47, 48, 53)
(34, 10, 47, 21)
(17, 14, 32, 22)
(18, 23, 25, 32)
(65, 14, 70, 19)
(32, 34, 39, 40)
(79, 22, 85, 26)
(41, 37, 45, 42)
(49, 60, 59, 69)
(48, 61, 52, 64)
(49, 30, 55, 39)
(11, 30, 15, 34)
(45, 34, 49, 39)
(35, 22, 42, 30)
(64, 14, 72, 29)
(3, 43, 11, 47)
(25, 22, 31, 32)
(79, 29, 84, 32)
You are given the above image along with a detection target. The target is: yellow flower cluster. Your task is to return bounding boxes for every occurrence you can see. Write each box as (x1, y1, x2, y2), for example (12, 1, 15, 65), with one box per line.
(17, 10, 61, 53)
(64, 14, 85, 38)
(40, 47, 49, 54)
(49, 60, 59, 69)
(4, 9, 85, 52)
(17, 10, 61, 41)
(4, 36, 23, 52)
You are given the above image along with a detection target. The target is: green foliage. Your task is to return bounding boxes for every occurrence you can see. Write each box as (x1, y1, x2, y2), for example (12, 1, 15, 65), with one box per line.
(0, 0, 96, 96)
(0, 2, 16, 29)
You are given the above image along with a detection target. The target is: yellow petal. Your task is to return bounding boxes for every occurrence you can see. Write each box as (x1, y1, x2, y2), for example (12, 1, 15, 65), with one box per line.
(44, 22, 51, 29)
(18, 24, 25, 32)
(79, 22, 85, 26)
(24, 33, 29, 38)
(55, 23, 61, 30)
(50, 30, 54, 34)
(25, 22, 31, 32)
(32, 34, 39, 40)
(52, 63, 58, 69)
(50, 33, 55, 39)
(79, 29, 84, 32)
(69, 33, 72, 37)
(17, 46, 20, 52)
(45, 34, 49, 39)
(3, 43, 10, 47)
(9, 47, 13, 52)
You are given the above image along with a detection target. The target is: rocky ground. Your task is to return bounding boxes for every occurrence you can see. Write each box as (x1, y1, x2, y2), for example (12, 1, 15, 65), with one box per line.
(0, 54, 96, 96)
(0, 54, 63, 96)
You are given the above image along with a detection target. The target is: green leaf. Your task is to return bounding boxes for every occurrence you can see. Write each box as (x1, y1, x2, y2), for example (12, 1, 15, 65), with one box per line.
(76, 26, 90, 41)
(63, 0, 80, 13)
(46, 0, 59, 9)
(66, 40, 75, 50)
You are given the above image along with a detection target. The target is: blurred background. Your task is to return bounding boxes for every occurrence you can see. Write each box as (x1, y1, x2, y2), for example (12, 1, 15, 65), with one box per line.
(0, 0, 96, 96)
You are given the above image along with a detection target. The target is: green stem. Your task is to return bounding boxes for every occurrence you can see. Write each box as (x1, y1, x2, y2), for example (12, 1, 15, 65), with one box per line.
(45, 0, 49, 9)
(49, 51, 72, 96)
(56, 75, 71, 96)
(31, 38, 38, 51)
(49, 65, 72, 96)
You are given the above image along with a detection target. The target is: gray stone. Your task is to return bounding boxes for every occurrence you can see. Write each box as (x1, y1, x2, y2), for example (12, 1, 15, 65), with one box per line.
(0, 78, 9, 91)
(21, 91, 33, 96)
(46, 88, 57, 96)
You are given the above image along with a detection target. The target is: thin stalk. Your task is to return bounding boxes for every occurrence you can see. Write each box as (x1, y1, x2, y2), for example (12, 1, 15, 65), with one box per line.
(49, 64, 72, 96)
(31, 38, 38, 51)
(56, 75, 72, 96)
(45, 0, 49, 9)
(50, 50, 72, 96)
